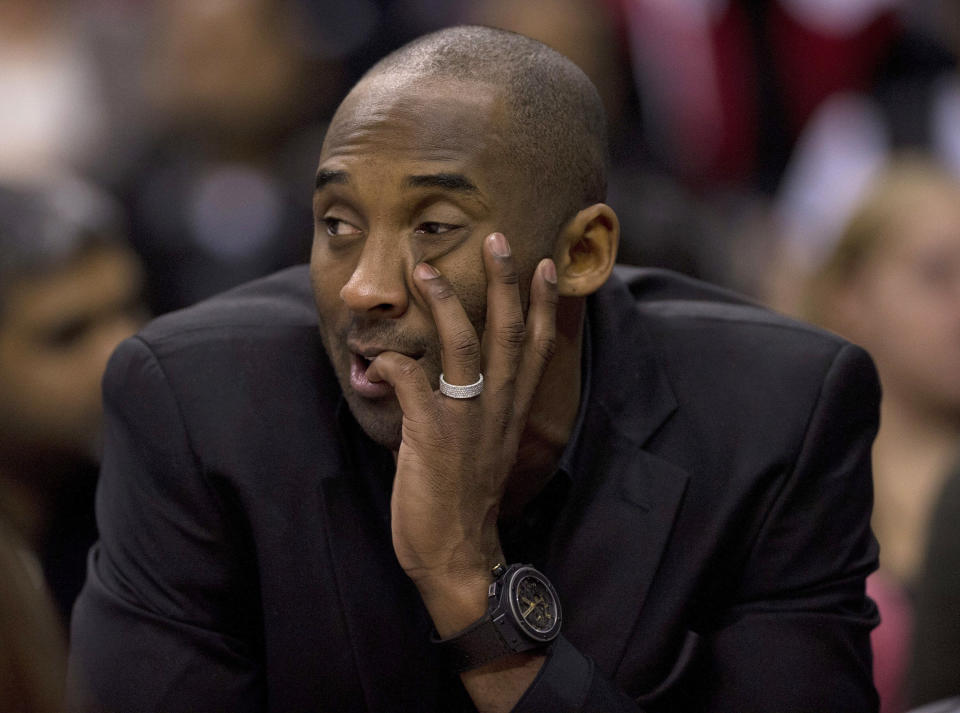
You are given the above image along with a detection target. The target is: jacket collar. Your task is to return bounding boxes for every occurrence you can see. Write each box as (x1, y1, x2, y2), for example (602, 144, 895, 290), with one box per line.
(543, 269, 689, 677)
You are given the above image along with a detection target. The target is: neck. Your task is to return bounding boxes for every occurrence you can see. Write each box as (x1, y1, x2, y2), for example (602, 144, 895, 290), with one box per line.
(502, 296, 585, 519)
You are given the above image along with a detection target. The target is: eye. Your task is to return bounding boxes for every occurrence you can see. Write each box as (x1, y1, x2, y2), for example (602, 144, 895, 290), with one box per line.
(323, 217, 362, 237)
(414, 222, 460, 236)
(41, 317, 94, 350)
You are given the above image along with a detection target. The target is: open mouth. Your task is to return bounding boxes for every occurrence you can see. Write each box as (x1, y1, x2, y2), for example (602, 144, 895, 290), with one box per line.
(347, 348, 423, 399)
(349, 352, 390, 398)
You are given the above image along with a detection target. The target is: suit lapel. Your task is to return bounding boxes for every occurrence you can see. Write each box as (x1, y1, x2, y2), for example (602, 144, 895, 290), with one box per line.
(546, 414, 689, 675)
(317, 422, 452, 712)
(545, 272, 689, 675)
(319, 473, 457, 712)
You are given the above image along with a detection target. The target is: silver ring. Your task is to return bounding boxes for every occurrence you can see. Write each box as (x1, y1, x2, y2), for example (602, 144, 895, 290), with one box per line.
(439, 372, 484, 399)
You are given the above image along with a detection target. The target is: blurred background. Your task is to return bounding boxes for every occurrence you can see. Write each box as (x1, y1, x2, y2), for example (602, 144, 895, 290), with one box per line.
(1, 1, 959, 711)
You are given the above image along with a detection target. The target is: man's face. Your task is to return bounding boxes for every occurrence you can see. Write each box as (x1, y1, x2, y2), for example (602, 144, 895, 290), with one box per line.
(310, 75, 550, 448)
(0, 245, 145, 462)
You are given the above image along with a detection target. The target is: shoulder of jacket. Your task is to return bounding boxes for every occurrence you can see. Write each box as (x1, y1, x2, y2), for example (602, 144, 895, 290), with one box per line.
(137, 265, 316, 345)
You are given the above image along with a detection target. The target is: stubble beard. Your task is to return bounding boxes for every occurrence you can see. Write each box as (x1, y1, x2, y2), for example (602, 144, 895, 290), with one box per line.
(317, 317, 436, 451)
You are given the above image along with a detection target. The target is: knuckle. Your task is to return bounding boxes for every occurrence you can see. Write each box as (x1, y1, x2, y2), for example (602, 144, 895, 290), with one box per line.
(431, 281, 457, 301)
(498, 264, 520, 286)
(534, 333, 557, 363)
(397, 359, 421, 380)
(497, 321, 526, 350)
(449, 330, 480, 360)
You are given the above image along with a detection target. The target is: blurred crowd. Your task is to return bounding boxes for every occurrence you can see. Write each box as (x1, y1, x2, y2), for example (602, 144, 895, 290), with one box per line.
(1, 0, 959, 711)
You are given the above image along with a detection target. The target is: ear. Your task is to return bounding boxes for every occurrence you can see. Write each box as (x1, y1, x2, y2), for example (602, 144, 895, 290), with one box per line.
(553, 203, 619, 297)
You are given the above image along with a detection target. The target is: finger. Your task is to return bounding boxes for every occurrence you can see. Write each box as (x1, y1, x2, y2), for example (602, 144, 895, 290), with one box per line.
(480, 232, 525, 387)
(366, 351, 437, 421)
(512, 258, 559, 418)
(412, 262, 481, 390)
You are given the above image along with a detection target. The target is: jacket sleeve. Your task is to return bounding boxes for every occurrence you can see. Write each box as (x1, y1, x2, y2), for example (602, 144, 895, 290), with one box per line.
(67, 336, 264, 713)
(510, 342, 881, 713)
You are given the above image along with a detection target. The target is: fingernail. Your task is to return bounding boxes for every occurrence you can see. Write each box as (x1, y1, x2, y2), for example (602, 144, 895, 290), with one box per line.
(542, 260, 557, 284)
(415, 262, 440, 280)
(489, 232, 510, 258)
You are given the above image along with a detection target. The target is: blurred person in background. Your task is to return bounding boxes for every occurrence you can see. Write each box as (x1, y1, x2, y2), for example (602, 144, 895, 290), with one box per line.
(763, 0, 958, 310)
(0, 177, 145, 625)
(0, 0, 112, 181)
(909, 460, 960, 707)
(804, 156, 960, 713)
(119, 0, 338, 314)
(603, 0, 960, 303)
(0, 517, 67, 713)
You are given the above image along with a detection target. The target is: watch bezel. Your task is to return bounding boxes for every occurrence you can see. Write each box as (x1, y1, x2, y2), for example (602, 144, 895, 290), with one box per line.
(504, 565, 562, 643)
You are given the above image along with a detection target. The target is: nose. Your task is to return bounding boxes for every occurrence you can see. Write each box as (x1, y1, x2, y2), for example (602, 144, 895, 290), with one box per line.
(339, 236, 409, 319)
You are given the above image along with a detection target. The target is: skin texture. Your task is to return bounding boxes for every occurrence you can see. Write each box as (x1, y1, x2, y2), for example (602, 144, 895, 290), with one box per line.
(310, 72, 617, 711)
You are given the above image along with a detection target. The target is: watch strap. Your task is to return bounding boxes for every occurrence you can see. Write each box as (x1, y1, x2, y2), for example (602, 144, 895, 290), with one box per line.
(430, 563, 559, 673)
(432, 612, 515, 673)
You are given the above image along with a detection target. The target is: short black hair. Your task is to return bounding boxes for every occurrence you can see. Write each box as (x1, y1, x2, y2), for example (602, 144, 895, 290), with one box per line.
(363, 25, 609, 241)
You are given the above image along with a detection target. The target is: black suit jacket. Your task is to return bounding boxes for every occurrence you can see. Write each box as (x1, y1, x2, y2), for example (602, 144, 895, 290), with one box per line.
(69, 265, 881, 712)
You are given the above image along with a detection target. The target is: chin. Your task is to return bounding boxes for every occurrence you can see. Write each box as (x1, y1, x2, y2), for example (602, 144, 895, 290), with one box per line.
(344, 393, 404, 451)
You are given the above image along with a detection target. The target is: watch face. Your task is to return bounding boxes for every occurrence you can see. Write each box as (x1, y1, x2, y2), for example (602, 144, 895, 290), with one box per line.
(509, 569, 561, 641)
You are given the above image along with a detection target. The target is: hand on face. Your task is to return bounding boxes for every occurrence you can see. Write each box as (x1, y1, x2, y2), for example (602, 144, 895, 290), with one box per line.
(365, 232, 558, 622)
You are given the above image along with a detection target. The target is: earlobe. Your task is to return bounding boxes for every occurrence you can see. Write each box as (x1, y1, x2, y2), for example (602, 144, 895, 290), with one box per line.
(554, 203, 620, 297)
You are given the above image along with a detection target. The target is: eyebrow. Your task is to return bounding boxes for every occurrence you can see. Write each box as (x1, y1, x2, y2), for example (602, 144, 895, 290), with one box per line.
(314, 169, 480, 195)
(405, 173, 478, 193)
(315, 169, 349, 190)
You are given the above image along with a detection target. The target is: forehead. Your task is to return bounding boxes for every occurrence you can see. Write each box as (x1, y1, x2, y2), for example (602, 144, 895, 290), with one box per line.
(877, 183, 960, 254)
(1, 247, 140, 330)
(319, 74, 511, 175)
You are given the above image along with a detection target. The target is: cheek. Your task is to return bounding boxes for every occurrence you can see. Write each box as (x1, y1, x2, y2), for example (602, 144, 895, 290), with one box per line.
(870, 271, 952, 337)
(855, 273, 959, 376)
(0, 348, 105, 448)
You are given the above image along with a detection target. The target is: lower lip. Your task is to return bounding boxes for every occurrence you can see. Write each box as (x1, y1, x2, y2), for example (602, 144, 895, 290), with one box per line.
(349, 354, 395, 399)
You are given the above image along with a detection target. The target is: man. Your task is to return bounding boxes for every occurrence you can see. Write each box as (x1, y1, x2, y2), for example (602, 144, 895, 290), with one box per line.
(69, 27, 880, 712)
(0, 178, 144, 624)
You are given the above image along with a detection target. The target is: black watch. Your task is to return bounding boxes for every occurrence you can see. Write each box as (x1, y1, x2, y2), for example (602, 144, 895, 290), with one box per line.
(433, 563, 562, 673)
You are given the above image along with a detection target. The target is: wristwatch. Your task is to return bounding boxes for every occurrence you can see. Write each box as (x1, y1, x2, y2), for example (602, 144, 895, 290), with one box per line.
(433, 563, 562, 673)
